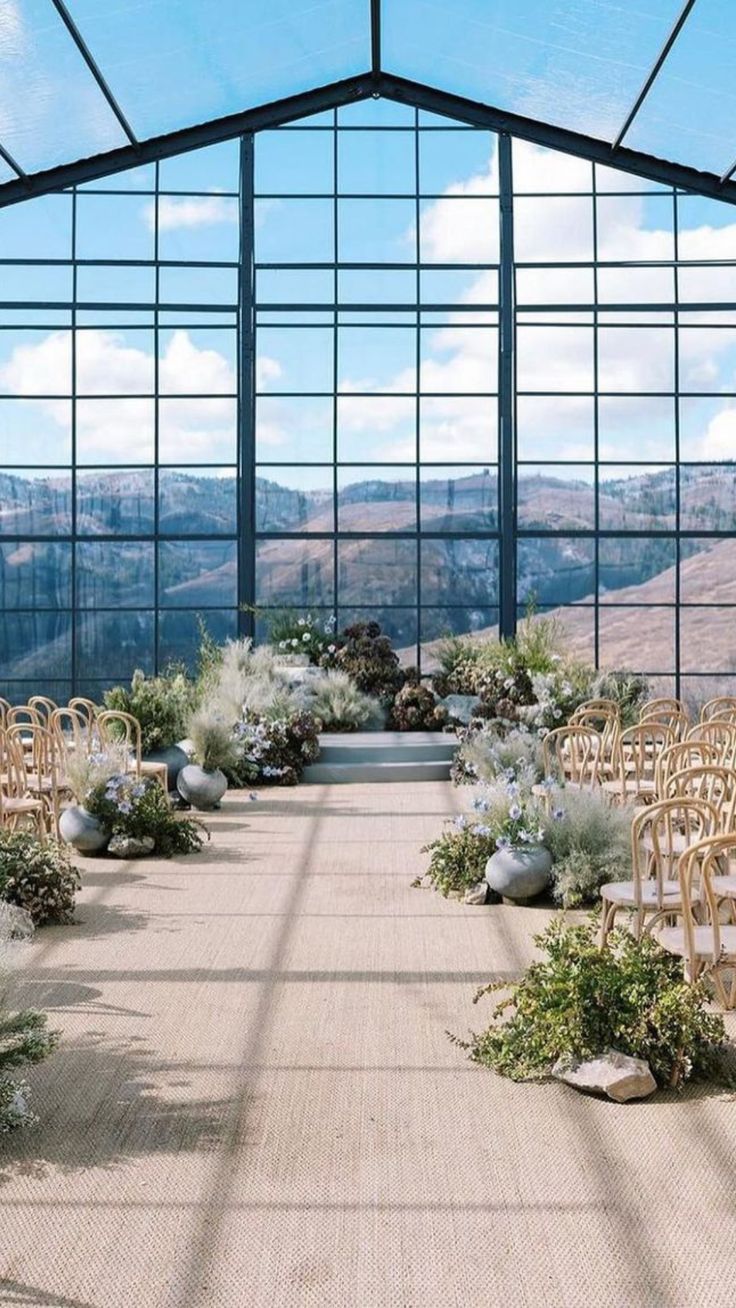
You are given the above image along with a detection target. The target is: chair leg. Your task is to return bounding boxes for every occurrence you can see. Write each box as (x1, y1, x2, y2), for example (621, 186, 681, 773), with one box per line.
(599, 900, 618, 948)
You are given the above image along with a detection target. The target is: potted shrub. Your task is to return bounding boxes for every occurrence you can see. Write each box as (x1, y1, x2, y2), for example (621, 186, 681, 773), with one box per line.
(473, 777, 551, 904)
(85, 774, 207, 858)
(59, 744, 129, 854)
(0, 831, 81, 924)
(178, 710, 237, 810)
(104, 668, 195, 788)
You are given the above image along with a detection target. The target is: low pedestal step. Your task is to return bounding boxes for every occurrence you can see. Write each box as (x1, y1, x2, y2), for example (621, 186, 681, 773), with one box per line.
(302, 731, 458, 784)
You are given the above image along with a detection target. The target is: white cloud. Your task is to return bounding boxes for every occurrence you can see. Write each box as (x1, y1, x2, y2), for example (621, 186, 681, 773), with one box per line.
(142, 195, 239, 232)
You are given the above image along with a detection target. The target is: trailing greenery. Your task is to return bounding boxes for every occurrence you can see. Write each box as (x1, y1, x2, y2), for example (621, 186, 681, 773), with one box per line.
(0, 1008, 59, 1132)
(307, 670, 384, 732)
(422, 820, 498, 897)
(390, 682, 447, 731)
(543, 786, 633, 908)
(104, 668, 196, 753)
(0, 832, 81, 925)
(86, 775, 206, 856)
(452, 918, 729, 1090)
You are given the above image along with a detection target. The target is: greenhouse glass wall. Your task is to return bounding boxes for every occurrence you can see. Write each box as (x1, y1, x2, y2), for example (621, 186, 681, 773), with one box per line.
(2, 99, 736, 702)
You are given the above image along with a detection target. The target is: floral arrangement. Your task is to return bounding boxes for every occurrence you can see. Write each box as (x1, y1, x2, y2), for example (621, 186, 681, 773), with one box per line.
(306, 670, 384, 732)
(65, 743, 131, 804)
(451, 918, 729, 1090)
(85, 774, 206, 856)
(104, 668, 196, 753)
(267, 611, 339, 666)
(518, 663, 595, 736)
(0, 831, 81, 926)
(452, 723, 544, 786)
(390, 683, 447, 732)
(227, 710, 320, 786)
(330, 621, 406, 704)
(468, 775, 547, 852)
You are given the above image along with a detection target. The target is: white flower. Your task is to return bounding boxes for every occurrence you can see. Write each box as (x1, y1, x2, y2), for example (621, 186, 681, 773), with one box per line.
(327, 644, 336, 653)
(553, 708, 562, 720)
(291, 638, 299, 647)
(302, 632, 311, 642)
(297, 618, 306, 627)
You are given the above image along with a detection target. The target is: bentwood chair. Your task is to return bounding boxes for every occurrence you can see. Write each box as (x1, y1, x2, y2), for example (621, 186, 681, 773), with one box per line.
(600, 796, 718, 946)
(656, 835, 736, 1009)
(570, 705, 620, 779)
(68, 696, 99, 725)
(700, 696, 736, 724)
(28, 695, 58, 725)
(6, 723, 70, 837)
(96, 710, 169, 795)
(687, 720, 736, 770)
(541, 724, 602, 792)
(0, 729, 47, 836)
(602, 722, 676, 805)
(665, 765, 736, 834)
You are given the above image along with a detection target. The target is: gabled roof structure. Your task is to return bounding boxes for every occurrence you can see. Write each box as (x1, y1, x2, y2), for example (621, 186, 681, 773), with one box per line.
(0, 0, 735, 206)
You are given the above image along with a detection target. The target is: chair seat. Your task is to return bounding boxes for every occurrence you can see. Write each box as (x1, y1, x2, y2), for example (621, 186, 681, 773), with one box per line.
(1, 795, 44, 814)
(712, 876, 736, 898)
(641, 829, 690, 855)
(656, 923, 736, 960)
(600, 878, 686, 907)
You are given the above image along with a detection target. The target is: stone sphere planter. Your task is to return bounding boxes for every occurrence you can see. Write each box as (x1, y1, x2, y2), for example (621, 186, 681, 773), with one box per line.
(177, 764, 228, 811)
(143, 743, 189, 791)
(485, 843, 552, 905)
(59, 805, 109, 855)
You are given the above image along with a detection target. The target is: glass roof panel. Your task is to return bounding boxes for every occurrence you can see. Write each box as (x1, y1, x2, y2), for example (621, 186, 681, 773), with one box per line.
(626, 0, 736, 175)
(0, 0, 129, 172)
(65, 0, 370, 140)
(383, 0, 686, 144)
(0, 156, 16, 184)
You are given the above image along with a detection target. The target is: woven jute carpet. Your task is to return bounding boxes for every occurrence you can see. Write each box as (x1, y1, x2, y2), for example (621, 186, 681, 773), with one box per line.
(1, 782, 735, 1308)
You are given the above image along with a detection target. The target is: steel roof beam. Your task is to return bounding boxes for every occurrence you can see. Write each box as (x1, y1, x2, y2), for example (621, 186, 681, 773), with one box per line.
(611, 0, 698, 151)
(2, 68, 736, 208)
(50, 0, 139, 147)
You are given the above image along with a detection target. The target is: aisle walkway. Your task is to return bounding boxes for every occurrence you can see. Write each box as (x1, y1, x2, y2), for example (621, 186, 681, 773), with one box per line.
(1, 783, 736, 1308)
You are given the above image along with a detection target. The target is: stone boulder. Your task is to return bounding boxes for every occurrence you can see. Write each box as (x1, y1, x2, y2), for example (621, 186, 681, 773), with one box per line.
(442, 694, 482, 725)
(552, 1049, 656, 1102)
(107, 834, 156, 860)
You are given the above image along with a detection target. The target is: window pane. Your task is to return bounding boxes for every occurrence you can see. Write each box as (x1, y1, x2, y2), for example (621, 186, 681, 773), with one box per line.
(76, 470, 155, 536)
(159, 541, 237, 608)
(337, 467, 417, 532)
(256, 467, 333, 533)
(160, 469, 237, 536)
(517, 466, 594, 531)
(0, 471, 71, 535)
(338, 539, 417, 606)
(420, 467, 497, 531)
(159, 609, 238, 672)
(599, 538, 676, 603)
(599, 607, 675, 673)
(599, 467, 676, 531)
(0, 541, 71, 609)
(421, 539, 498, 606)
(517, 538, 595, 606)
(76, 542, 155, 609)
(76, 611, 154, 679)
(0, 612, 71, 679)
(256, 539, 334, 607)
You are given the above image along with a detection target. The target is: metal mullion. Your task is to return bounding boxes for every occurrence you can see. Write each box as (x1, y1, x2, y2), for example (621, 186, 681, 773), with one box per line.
(592, 165, 600, 669)
(674, 187, 682, 699)
(238, 134, 256, 640)
(71, 188, 78, 693)
(332, 111, 339, 628)
(153, 161, 161, 672)
(414, 107, 422, 671)
(498, 132, 515, 641)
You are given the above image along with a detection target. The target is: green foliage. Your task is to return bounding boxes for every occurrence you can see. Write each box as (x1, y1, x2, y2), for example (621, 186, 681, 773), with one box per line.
(543, 787, 633, 908)
(422, 821, 497, 897)
(104, 668, 196, 753)
(86, 775, 206, 856)
(187, 707, 239, 772)
(0, 832, 81, 925)
(332, 621, 406, 703)
(307, 670, 384, 732)
(591, 669, 650, 727)
(390, 683, 447, 731)
(453, 918, 728, 1090)
(0, 1006, 59, 1132)
(195, 617, 225, 699)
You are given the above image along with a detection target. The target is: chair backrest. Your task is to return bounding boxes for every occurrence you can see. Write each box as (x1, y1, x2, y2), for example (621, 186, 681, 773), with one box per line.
(50, 707, 94, 753)
(632, 797, 719, 910)
(570, 707, 619, 762)
(542, 724, 602, 790)
(96, 710, 142, 770)
(615, 721, 676, 799)
(28, 695, 58, 724)
(686, 719, 736, 769)
(6, 704, 43, 729)
(640, 697, 686, 721)
(0, 727, 28, 798)
(655, 740, 721, 797)
(6, 722, 62, 788)
(700, 696, 736, 724)
(68, 696, 98, 724)
(678, 835, 736, 968)
(571, 699, 619, 717)
(665, 764, 736, 832)
(0, 698, 9, 728)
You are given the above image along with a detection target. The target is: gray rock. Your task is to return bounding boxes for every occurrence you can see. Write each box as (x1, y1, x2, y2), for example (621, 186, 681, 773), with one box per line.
(442, 694, 482, 725)
(552, 1049, 657, 1102)
(107, 834, 156, 859)
(464, 881, 489, 905)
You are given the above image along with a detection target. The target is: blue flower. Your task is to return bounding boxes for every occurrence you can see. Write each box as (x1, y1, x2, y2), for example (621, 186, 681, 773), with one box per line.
(508, 803, 522, 821)
(454, 815, 468, 830)
(117, 800, 132, 815)
(471, 795, 490, 813)
(552, 806, 566, 821)
(495, 835, 510, 849)
(472, 824, 491, 837)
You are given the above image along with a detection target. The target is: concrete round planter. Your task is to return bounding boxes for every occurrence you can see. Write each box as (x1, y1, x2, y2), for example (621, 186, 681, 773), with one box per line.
(59, 805, 109, 855)
(143, 743, 189, 791)
(485, 843, 552, 905)
(177, 764, 228, 811)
